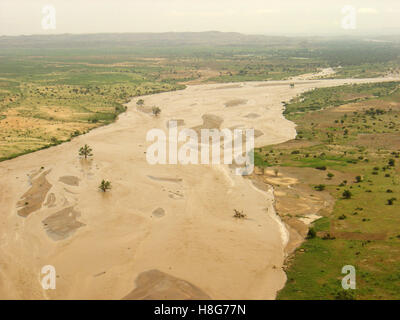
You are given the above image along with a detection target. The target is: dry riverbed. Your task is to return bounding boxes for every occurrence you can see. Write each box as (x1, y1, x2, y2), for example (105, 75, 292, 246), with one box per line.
(0, 76, 396, 299)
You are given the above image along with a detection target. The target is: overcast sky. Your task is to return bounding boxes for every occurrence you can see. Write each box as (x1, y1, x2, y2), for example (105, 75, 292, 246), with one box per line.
(0, 0, 399, 36)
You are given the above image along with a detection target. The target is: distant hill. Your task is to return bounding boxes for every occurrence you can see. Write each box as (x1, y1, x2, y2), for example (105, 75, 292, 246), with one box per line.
(0, 31, 301, 49)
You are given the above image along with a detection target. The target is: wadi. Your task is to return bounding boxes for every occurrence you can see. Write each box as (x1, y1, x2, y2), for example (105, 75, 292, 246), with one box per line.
(0, 31, 399, 300)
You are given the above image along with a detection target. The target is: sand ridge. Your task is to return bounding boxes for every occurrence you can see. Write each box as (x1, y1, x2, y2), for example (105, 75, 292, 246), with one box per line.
(0, 75, 397, 299)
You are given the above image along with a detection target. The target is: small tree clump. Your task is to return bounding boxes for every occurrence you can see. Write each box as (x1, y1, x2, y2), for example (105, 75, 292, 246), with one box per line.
(314, 184, 326, 191)
(327, 172, 334, 180)
(79, 144, 93, 159)
(99, 180, 111, 192)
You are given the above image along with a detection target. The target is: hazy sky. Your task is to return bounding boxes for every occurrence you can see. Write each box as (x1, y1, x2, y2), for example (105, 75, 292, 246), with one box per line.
(1, 0, 399, 36)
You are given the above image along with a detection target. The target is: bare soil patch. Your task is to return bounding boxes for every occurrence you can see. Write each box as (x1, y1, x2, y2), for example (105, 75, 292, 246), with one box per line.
(123, 269, 211, 300)
(224, 99, 248, 107)
(59, 176, 80, 186)
(213, 84, 242, 90)
(351, 133, 400, 149)
(42, 206, 85, 241)
(244, 113, 260, 119)
(17, 169, 52, 217)
(152, 208, 165, 218)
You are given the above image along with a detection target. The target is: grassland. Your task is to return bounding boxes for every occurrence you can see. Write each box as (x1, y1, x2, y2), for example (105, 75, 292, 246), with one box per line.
(0, 53, 185, 160)
(254, 81, 400, 299)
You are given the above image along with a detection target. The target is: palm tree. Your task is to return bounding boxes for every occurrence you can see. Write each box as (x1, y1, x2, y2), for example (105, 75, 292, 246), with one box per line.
(99, 180, 111, 192)
(79, 144, 93, 159)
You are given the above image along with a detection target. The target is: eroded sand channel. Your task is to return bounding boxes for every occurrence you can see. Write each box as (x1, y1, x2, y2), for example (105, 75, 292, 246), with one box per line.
(0, 77, 396, 299)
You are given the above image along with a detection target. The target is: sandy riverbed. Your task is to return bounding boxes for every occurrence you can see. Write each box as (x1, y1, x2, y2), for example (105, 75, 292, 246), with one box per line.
(0, 76, 396, 299)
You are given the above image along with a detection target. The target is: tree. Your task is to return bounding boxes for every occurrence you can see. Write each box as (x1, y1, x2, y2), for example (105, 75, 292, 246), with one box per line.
(136, 99, 144, 106)
(342, 190, 352, 199)
(355, 175, 362, 183)
(307, 227, 316, 239)
(327, 172, 334, 180)
(388, 159, 395, 167)
(274, 168, 279, 177)
(79, 144, 93, 159)
(152, 106, 161, 117)
(99, 180, 111, 192)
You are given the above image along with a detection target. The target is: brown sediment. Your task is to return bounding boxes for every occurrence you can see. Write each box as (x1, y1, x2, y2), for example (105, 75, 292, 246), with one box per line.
(136, 105, 153, 114)
(319, 220, 386, 241)
(192, 114, 223, 131)
(350, 132, 400, 149)
(122, 269, 211, 300)
(244, 113, 260, 118)
(44, 193, 56, 208)
(224, 99, 248, 107)
(213, 84, 242, 90)
(250, 166, 338, 256)
(166, 119, 185, 128)
(0, 76, 394, 299)
(256, 81, 318, 87)
(147, 175, 182, 183)
(17, 169, 52, 217)
(42, 206, 85, 241)
(254, 129, 264, 138)
(152, 207, 165, 217)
